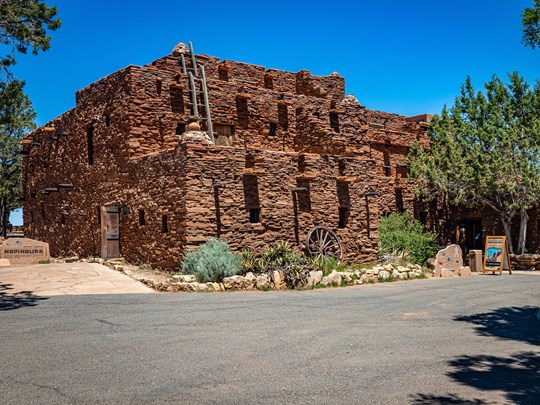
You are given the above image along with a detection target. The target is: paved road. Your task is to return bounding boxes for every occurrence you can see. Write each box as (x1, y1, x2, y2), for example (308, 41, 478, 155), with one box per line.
(0, 262, 153, 297)
(1, 273, 539, 404)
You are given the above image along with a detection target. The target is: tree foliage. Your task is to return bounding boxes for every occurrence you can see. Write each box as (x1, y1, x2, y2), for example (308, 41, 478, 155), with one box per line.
(408, 73, 540, 254)
(0, 79, 35, 235)
(522, 0, 540, 49)
(0, 0, 61, 76)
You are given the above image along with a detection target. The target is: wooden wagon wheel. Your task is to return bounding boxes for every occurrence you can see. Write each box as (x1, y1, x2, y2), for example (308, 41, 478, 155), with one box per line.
(306, 226, 343, 261)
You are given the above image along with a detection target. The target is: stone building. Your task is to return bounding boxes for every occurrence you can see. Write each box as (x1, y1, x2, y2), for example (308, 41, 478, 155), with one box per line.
(22, 43, 434, 268)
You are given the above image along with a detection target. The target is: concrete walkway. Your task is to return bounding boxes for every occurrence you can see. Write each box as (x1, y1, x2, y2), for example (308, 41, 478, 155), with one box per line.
(0, 262, 153, 296)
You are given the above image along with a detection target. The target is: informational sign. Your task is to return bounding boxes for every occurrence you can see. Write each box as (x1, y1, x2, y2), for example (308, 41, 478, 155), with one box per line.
(483, 236, 512, 275)
(0, 238, 50, 265)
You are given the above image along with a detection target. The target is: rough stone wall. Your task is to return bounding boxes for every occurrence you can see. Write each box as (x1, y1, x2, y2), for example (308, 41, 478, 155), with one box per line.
(22, 46, 436, 268)
(179, 142, 382, 262)
(23, 67, 134, 255)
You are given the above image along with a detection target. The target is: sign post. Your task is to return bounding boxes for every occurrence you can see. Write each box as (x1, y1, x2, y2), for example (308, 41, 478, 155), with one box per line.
(483, 236, 512, 275)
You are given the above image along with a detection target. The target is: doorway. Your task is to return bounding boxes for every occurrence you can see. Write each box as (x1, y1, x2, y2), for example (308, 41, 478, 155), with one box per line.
(457, 219, 483, 256)
(101, 206, 120, 259)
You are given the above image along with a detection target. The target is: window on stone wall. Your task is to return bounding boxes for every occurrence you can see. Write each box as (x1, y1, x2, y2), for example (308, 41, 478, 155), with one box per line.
(138, 209, 145, 226)
(420, 211, 428, 225)
(264, 75, 274, 89)
(105, 114, 111, 127)
(60, 213, 66, 225)
(162, 215, 168, 233)
(249, 208, 261, 224)
(214, 124, 234, 146)
(218, 67, 229, 82)
(383, 147, 391, 176)
(278, 104, 288, 130)
(330, 113, 340, 133)
(395, 188, 404, 212)
(338, 207, 350, 228)
(268, 122, 277, 138)
(236, 98, 249, 129)
(31, 190, 36, 198)
(175, 123, 185, 135)
(87, 127, 94, 165)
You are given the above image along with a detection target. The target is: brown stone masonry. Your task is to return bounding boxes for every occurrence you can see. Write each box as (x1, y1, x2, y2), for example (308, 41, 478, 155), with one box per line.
(22, 44, 431, 268)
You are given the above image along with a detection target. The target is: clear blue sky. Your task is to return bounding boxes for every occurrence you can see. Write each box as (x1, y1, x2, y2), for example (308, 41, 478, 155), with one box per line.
(9, 0, 538, 225)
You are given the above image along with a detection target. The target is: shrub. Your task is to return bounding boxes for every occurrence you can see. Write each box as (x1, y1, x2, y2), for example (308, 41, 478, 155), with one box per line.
(260, 241, 303, 270)
(181, 238, 240, 283)
(378, 212, 437, 265)
(239, 249, 261, 275)
(310, 255, 347, 276)
(258, 241, 313, 288)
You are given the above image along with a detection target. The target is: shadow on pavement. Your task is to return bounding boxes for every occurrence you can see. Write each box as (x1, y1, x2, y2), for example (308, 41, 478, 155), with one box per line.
(0, 283, 48, 311)
(454, 306, 540, 345)
(410, 351, 540, 405)
(448, 351, 540, 405)
(412, 307, 540, 404)
(409, 392, 492, 404)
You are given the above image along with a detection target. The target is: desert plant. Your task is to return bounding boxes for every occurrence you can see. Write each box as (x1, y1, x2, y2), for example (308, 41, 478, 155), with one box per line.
(378, 212, 437, 265)
(239, 249, 261, 275)
(256, 241, 315, 288)
(181, 238, 240, 283)
(310, 255, 348, 276)
(261, 241, 303, 270)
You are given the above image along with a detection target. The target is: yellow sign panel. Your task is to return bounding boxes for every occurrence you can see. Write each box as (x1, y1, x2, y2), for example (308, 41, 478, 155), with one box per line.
(483, 236, 512, 275)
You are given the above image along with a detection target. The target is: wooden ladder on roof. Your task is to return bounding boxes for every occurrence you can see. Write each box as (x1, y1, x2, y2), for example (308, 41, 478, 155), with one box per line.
(180, 42, 215, 143)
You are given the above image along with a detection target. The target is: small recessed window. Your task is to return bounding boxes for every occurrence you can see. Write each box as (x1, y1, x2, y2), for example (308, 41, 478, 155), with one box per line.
(218, 67, 229, 82)
(175, 123, 185, 135)
(87, 127, 94, 165)
(278, 104, 288, 130)
(31, 190, 36, 198)
(138, 209, 145, 226)
(338, 207, 349, 228)
(60, 213, 66, 225)
(105, 114, 111, 127)
(214, 124, 234, 146)
(330, 113, 340, 133)
(395, 189, 404, 212)
(268, 122, 277, 138)
(249, 208, 260, 224)
(264, 75, 273, 89)
(419, 211, 428, 225)
(162, 215, 168, 233)
(156, 78, 162, 95)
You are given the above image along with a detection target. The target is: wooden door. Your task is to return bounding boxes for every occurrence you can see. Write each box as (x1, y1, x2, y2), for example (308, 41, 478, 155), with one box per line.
(101, 206, 120, 259)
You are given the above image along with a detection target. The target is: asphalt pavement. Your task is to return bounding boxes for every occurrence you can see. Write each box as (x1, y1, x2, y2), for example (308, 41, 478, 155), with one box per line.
(1, 273, 539, 404)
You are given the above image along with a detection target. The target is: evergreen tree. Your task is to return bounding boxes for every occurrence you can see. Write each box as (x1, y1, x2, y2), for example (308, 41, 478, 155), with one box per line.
(522, 0, 540, 49)
(408, 73, 540, 254)
(0, 0, 61, 76)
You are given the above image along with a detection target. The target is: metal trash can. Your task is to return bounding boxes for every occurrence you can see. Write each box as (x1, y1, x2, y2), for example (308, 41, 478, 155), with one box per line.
(468, 250, 483, 272)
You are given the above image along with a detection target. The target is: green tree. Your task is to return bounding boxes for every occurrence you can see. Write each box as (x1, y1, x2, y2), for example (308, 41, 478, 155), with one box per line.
(0, 0, 61, 76)
(408, 73, 540, 255)
(0, 80, 35, 236)
(522, 0, 540, 49)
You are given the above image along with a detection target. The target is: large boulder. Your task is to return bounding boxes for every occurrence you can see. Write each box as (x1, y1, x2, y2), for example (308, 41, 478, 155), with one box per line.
(434, 244, 463, 276)
(307, 270, 323, 287)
